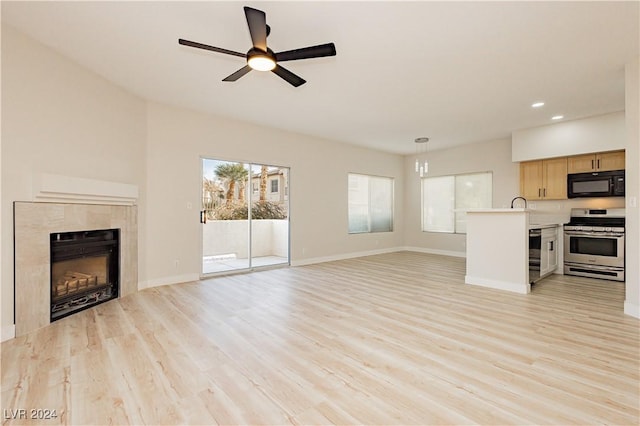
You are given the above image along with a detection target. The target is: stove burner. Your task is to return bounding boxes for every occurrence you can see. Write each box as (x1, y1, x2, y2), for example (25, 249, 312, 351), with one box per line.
(566, 208, 625, 230)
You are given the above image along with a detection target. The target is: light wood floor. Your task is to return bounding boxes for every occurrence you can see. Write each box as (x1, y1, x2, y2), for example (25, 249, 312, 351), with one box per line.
(2, 252, 639, 425)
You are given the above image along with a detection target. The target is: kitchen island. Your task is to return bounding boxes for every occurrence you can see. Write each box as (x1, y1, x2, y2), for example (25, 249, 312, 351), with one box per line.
(465, 208, 560, 294)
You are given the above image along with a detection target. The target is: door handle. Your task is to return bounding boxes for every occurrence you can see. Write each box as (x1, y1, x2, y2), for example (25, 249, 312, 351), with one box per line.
(597, 159, 600, 169)
(549, 241, 554, 251)
(200, 210, 207, 224)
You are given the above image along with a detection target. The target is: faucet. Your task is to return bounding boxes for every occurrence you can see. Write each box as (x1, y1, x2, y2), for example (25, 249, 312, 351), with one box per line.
(510, 196, 527, 209)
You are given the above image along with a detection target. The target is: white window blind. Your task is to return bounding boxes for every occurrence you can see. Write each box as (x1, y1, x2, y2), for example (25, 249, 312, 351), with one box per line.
(422, 172, 492, 234)
(348, 174, 394, 233)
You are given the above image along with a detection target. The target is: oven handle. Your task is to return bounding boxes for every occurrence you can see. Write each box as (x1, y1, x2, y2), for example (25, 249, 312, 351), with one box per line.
(564, 231, 624, 238)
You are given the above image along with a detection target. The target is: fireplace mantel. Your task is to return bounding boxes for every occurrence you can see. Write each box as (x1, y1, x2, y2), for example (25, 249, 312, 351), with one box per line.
(33, 173, 138, 205)
(13, 202, 138, 336)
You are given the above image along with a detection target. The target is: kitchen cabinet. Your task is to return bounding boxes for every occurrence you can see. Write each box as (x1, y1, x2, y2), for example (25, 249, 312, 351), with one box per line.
(467, 210, 563, 293)
(567, 150, 625, 173)
(520, 157, 567, 200)
(466, 209, 530, 294)
(540, 227, 558, 278)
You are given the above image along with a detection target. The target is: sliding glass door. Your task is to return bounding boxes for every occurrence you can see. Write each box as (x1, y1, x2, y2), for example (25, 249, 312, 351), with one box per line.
(201, 158, 289, 274)
(201, 159, 250, 273)
(249, 164, 289, 268)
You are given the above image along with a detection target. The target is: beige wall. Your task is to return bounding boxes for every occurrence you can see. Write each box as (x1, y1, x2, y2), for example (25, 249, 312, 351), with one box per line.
(625, 57, 639, 318)
(403, 138, 520, 255)
(1, 26, 147, 332)
(142, 102, 405, 287)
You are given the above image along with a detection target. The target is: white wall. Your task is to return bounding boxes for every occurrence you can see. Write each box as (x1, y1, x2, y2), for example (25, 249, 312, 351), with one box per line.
(512, 111, 626, 161)
(403, 138, 520, 256)
(203, 220, 288, 258)
(625, 57, 639, 318)
(0, 26, 147, 333)
(142, 102, 405, 288)
(465, 210, 529, 293)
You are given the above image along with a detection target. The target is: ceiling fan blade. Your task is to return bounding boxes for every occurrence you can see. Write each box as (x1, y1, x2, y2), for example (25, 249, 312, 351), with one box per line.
(244, 6, 268, 51)
(272, 65, 306, 87)
(275, 43, 336, 62)
(178, 39, 245, 58)
(223, 65, 252, 82)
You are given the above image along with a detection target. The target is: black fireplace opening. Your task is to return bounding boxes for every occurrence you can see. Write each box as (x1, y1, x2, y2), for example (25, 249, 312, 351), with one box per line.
(50, 228, 120, 322)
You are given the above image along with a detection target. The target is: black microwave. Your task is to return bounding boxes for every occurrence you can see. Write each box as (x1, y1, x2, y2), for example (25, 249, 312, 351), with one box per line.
(567, 170, 625, 198)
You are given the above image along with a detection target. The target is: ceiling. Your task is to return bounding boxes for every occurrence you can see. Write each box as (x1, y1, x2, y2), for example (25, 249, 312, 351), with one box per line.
(2, 1, 638, 155)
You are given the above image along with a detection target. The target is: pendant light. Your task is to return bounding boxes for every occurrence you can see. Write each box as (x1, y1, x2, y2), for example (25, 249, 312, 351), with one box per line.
(414, 137, 429, 177)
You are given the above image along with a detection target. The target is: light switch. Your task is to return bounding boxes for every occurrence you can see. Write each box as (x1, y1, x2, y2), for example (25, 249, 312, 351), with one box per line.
(629, 196, 637, 208)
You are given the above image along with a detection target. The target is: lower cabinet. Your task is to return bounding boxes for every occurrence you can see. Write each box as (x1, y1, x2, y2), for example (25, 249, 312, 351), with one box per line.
(540, 227, 558, 278)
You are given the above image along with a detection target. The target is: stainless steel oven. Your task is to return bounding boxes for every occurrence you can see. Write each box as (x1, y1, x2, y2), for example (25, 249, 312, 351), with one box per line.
(564, 208, 625, 281)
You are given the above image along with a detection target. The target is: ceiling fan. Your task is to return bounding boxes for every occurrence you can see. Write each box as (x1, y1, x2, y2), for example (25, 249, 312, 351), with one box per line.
(178, 6, 336, 87)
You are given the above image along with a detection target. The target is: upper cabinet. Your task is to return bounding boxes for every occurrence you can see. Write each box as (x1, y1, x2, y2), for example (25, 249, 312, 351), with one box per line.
(520, 149, 625, 201)
(520, 157, 568, 200)
(567, 150, 625, 173)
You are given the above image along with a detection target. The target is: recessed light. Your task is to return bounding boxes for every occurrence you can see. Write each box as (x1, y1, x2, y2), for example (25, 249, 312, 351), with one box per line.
(551, 115, 564, 120)
(531, 102, 545, 108)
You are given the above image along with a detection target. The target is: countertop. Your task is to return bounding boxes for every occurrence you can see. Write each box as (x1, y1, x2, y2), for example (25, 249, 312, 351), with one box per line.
(465, 208, 529, 213)
(529, 223, 560, 230)
(464, 208, 567, 229)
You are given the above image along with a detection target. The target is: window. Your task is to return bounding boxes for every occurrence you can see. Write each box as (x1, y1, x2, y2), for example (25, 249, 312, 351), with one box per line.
(422, 172, 492, 234)
(348, 174, 394, 233)
(270, 179, 279, 193)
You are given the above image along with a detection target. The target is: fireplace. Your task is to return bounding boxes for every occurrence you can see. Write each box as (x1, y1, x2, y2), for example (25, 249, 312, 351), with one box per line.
(50, 229, 120, 321)
(13, 202, 137, 337)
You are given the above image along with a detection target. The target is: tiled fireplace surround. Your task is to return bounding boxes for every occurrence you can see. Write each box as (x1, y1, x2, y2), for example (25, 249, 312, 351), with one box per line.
(13, 202, 138, 336)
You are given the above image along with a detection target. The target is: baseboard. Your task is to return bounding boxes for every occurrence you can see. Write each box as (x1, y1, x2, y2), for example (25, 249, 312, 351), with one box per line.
(291, 247, 405, 267)
(402, 246, 466, 258)
(138, 273, 200, 290)
(140, 248, 465, 287)
(624, 300, 640, 319)
(291, 246, 467, 267)
(465, 275, 530, 294)
(2, 324, 16, 342)
(140, 247, 432, 286)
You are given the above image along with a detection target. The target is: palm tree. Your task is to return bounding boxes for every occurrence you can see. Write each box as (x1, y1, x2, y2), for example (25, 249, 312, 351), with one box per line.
(214, 163, 248, 205)
(202, 177, 224, 219)
(238, 179, 247, 202)
(259, 165, 268, 202)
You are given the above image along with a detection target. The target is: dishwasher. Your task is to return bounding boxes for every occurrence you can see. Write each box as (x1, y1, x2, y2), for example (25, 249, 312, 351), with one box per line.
(529, 229, 541, 284)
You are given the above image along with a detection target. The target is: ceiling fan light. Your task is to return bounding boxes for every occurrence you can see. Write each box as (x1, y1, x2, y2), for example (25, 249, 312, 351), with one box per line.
(248, 55, 276, 71)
